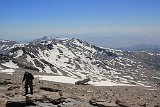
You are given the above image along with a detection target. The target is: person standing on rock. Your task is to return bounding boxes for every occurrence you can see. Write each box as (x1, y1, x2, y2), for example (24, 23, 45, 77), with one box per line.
(22, 70, 34, 96)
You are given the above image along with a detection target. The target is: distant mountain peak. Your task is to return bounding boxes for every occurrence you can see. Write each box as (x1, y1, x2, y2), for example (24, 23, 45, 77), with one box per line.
(30, 36, 54, 45)
(0, 39, 17, 43)
(42, 36, 52, 40)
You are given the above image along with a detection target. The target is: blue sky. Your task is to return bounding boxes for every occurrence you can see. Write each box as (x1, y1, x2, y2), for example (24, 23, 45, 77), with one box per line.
(0, 0, 160, 47)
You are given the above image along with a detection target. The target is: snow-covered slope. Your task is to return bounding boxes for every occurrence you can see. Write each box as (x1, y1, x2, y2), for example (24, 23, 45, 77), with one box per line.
(0, 37, 160, 87)
(0, 39, 18, 54)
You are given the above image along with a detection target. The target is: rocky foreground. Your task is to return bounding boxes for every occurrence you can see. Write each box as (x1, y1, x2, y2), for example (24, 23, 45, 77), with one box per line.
(0, 71, 160, 107)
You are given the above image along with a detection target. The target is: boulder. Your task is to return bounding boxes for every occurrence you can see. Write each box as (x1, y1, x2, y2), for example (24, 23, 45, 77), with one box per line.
(26, 95, 36, 106)
(48, 96, 63, 105)
(58, 98, 92, 107)
(75, 78, 91, 85)
(6, 98, 26, 107)
(25, 94, 47, 103)
(89, 98, 97, 106)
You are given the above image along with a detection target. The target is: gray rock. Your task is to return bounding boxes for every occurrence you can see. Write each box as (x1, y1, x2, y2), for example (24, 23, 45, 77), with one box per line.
(58, 98, 92, 107)
(48, 96, 63, 105)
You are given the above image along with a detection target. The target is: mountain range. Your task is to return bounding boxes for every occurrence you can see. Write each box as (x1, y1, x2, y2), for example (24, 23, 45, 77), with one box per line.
(119, 44, 160, 52)
(0, 36, 160, 87)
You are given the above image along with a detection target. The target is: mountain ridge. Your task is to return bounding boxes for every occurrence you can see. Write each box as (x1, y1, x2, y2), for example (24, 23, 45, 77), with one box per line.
(0, 36, 160, 87)
(119, 44, 160, 52)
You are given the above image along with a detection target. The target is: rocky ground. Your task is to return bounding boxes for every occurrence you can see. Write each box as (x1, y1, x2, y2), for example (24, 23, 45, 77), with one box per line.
(0, 70, 160, 107)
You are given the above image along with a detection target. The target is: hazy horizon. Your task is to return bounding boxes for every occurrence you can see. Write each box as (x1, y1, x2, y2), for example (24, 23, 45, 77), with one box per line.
(1, 33, 160, 49)
(0, 0, 160, 48)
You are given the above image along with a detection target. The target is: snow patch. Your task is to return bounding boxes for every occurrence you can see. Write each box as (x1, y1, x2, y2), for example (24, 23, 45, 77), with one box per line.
(56, 37, 68, 40)
(2, 60, 19, 69)
(14, 43, 26, 47)
(35, 75, 136, 86)
(15, 50, 23, 58)
(0, 69, 15, 74)
(123, 76, 134, 79)
(89, 80, 135, 86)
(148, 52, 153, 56)
(1, 40, 10, 42)
(44, 65, 53, 73)
(35, 75, 78, 84)
(0, 45, 5, 49)
(152, 76, 160, 80)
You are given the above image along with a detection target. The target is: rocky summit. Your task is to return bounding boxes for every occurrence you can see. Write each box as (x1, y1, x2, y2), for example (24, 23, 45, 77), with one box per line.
(0, 72, 160, 107)
(0, 36, 160, 107)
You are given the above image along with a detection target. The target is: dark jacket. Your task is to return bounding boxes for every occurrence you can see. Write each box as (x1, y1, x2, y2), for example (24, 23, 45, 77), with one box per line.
(22, 72, 34, 83)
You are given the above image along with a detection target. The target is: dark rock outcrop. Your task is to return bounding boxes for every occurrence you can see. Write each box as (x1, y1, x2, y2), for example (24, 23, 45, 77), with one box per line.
(75, 78, 91, 85)
(40, 87, 61, 92)
(6, 98, 26, 107)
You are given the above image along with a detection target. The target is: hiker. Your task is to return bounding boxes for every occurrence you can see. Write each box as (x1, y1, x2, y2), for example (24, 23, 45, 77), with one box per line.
(22, 70, 34, 95)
